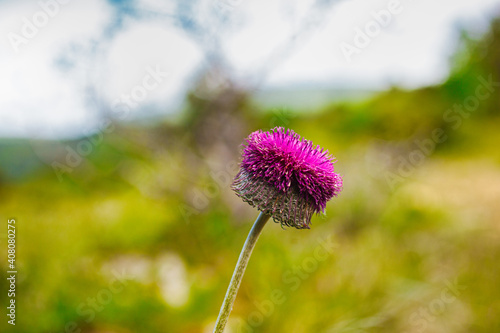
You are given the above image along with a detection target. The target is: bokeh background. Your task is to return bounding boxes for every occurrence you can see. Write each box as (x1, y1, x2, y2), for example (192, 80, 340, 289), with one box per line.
(1, 0, 500, 332)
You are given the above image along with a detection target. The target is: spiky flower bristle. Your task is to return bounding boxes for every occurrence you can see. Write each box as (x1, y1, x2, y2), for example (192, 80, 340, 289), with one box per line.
(232, 127, 343, 229)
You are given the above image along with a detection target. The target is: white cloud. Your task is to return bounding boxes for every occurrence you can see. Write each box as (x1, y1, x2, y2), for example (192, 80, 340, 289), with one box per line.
(262, 0, 500, 88)
(0, 0, 114, 138)
(102, 19, 203, 117)
(0, 0, 499, 138)
(221, 1, 295, 75)
(135, 0, 176, 14)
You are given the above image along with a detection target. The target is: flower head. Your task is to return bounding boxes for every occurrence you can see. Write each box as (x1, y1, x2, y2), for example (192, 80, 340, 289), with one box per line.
(232, 127, 343, 229)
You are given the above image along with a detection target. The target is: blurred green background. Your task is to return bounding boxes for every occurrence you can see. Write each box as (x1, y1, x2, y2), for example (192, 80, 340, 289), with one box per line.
(1, 13, 500, 333)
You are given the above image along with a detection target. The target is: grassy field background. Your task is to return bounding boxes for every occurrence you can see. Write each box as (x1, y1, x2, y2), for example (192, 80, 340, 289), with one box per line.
(1, 15, 500, 333)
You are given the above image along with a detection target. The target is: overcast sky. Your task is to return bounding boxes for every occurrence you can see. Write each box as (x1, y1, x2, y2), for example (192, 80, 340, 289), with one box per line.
(1, 0, 499, 139)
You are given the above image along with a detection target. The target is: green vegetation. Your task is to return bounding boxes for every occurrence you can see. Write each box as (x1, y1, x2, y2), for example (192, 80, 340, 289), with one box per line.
(1, 16, 500, 333)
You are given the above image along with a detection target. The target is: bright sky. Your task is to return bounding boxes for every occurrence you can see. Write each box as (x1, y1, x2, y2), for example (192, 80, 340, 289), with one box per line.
(0, 0, 499, 138)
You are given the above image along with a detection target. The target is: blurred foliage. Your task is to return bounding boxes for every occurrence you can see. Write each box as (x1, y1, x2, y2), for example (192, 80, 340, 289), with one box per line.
(1, 15, 500, 333)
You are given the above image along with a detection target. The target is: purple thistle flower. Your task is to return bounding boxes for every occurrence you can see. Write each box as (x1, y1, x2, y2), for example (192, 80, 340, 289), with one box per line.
(232, 127, 343, 229)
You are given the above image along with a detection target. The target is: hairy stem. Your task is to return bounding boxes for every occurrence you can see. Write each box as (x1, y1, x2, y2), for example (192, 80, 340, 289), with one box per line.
(213, 212, 271, 333)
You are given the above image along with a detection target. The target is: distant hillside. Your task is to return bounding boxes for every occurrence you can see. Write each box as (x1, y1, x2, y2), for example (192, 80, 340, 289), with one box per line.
(253, 86, 377, 110)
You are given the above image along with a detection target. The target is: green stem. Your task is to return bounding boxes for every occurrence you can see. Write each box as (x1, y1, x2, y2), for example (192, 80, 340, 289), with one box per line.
(213, 212, 271, 333)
